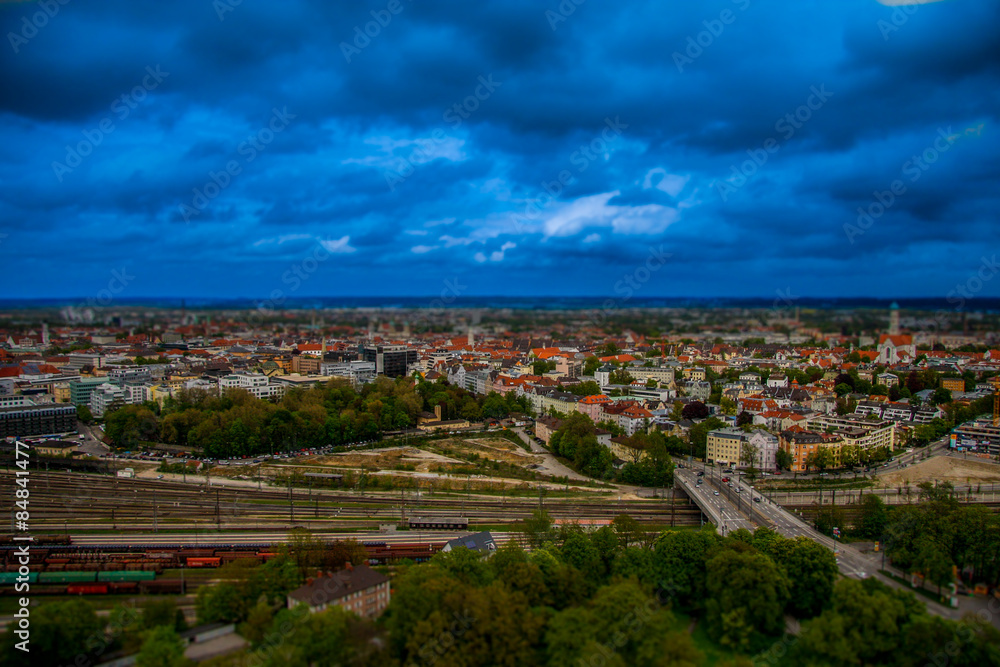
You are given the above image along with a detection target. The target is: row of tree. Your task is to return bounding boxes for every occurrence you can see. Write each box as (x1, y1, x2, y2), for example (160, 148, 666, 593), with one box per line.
(102, 376, 531, 458)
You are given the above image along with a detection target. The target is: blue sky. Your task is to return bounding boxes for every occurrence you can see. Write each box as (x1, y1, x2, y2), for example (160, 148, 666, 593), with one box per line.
(1, 0, 998, 301)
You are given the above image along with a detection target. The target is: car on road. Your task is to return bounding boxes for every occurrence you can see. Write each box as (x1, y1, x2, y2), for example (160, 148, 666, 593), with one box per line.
(696, 471, 704, 477)
(735, 487, 741, 493)
(713, 491, 720, 496)
(753, 497, 761, 503)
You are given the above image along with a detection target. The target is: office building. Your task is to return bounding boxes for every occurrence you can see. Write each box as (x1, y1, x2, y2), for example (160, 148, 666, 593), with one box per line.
(0, 403, 77, 438)
(360, 345, 417, 378)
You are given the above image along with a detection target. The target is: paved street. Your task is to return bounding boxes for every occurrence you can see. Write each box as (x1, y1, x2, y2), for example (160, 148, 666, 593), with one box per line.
(673, 465, 989, 625)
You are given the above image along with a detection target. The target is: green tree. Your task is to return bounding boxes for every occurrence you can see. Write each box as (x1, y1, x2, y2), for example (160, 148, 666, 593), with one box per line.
(782, 538, 839, 618)
(794, 578, 922, 666)
(704, 549, 790, 649)
(104, 404, 159, 448)
(0, 599, 104, 667)
(931, 387, 953, 405)
(775, 448, 793, 471)
(135, 626, 188, 667)
(140, 598, 186, 632)
(855, 494, 888, 539)
(805, 446, 834, 473)
(76, 404, 93, 424)
(195, 581, 247, 625)
(651, 528, 720, 610)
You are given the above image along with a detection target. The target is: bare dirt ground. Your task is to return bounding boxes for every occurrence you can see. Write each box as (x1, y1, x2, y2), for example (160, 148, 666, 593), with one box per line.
(880, 455, 1000, 487)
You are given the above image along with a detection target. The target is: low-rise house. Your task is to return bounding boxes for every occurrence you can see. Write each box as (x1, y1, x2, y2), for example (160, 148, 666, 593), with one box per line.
(442, 531, 497, 556)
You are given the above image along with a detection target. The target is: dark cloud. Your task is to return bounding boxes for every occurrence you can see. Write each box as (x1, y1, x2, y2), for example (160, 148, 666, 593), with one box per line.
(0, 0, 998, 299)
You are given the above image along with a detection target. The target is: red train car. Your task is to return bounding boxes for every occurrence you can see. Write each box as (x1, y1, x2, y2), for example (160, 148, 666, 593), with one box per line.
(67, 584, 108, 595)
(108, 581, 139, 594)
(186, 557, 222, 568)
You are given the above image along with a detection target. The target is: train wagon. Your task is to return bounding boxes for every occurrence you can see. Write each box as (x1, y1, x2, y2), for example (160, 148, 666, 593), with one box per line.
(39, 571, 97, 584)
(0, 572, 36, 584)
(186, 557, 222, 568)
(406, 517, 469, 530)
(108, 581, 139, 594)
(67, 584, 109, 595)
(139, 579, 184, 594)
(97, 570, 156, 582)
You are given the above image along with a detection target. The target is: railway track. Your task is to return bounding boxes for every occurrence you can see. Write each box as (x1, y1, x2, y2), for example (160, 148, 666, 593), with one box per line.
(0, 471, 704, 533)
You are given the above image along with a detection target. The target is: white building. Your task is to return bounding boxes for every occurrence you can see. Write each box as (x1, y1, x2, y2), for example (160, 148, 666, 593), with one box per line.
(321, 361, 377, 387)
(219, 372, 285, 400)
(90, 383, 125, 417)
(747, 430, 779, 471)
(108, 366, 152, 386)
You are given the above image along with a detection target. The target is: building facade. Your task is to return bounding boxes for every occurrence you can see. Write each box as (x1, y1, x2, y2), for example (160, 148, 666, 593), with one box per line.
(0, 403, 77, 438)
(286, 564, 391, 618)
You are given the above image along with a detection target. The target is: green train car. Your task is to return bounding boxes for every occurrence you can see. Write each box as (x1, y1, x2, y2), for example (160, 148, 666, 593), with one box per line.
(0, 572, 36, 584)
(97, 571, 156, 582)
(38, 571, 97, 584)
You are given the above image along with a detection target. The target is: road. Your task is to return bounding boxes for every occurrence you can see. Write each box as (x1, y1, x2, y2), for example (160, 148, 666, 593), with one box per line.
(674, 470, 755, 536)
(511, 428, 593, 482)
(674, 465, 971, 623)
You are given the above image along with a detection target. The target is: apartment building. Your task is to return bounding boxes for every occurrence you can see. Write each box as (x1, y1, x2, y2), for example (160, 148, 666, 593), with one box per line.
(706, 427, 746, 467)
(89, 383, 126, 418)
(219, 372, 285, 400)
(107, 366, 152, 386)
(779, 430, 843, 472)
(286, 564, 391, 618)
(69, 377, 109, 406)
(806, 414, 895, 452)
(0, 403, 77, 438)
(321, 361, 376, 388)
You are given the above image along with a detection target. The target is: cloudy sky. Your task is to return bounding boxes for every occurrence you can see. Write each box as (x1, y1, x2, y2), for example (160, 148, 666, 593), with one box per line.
(1, 0, 998, 301)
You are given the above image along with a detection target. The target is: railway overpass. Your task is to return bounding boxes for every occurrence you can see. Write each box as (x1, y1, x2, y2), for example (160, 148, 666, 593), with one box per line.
(674, 467, 971, 624)
(674, 471, 755, 535)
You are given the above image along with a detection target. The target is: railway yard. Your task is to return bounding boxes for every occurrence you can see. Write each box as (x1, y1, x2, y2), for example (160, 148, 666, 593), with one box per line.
(0, 470, 702, 534)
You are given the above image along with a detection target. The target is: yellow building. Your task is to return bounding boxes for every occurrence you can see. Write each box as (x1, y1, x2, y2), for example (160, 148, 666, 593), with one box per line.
(706, 427, 746, 467)
(52, 383, 71, 403)
(940, 378, 965, 392)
